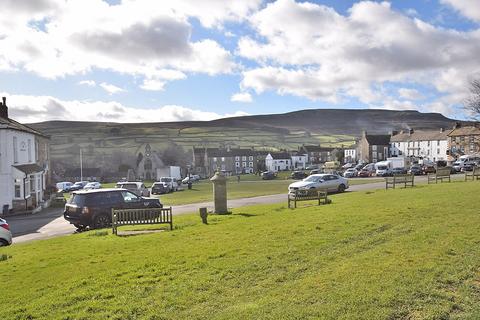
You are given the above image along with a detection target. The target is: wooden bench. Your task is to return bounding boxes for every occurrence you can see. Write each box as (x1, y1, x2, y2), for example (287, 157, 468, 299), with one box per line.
(111, 207, 173, 235)
(385, 174, 415, 189)
(427, 167, 451, 184)
(465, 167, 480, 181)
(288, 189, 329, 209)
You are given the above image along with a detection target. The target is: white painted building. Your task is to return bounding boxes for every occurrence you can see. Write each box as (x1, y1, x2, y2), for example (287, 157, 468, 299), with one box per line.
(291, 152, 308, 169)
(344, 148, 357, 163)
(390, 129, 449, 162)
(0, 97, 49, 214)
(265, 152, 292, 172)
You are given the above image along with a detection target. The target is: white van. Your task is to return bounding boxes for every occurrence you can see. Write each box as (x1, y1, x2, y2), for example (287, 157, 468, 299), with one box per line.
(56, 181, 73, 192)
(375, 161, 392, 177)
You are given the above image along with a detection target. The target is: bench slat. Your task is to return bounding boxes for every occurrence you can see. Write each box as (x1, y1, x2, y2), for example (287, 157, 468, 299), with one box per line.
(112, 207, 173, 235)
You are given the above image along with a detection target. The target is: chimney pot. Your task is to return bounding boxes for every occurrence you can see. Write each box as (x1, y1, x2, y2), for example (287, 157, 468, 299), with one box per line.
(0, 96, 7, 119)
(408, 129, 414, 135)
(440, 127, 444, 132)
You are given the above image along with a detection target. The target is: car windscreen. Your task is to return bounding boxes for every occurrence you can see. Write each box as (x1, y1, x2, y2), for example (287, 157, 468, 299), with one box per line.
(160, 178, 172, 182)
(119, 183, 137, 189)
(304, 176, 322, 182)
(68, 194, 86, 206)
(377, 166, 388, 170)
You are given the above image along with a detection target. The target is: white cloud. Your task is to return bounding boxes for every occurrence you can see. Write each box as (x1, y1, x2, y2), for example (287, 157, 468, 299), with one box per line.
(99, 82, 125, 95)
(237, 0, 480, 115)
(231, 92, 253, 103)
(140, 79, 166, 91)
(441, 0, 480, 22)
(2, 92, 249, 123)
(78, 80, 96, 87)
(398, 88, 424, 100)
(0, 0, 243, 84)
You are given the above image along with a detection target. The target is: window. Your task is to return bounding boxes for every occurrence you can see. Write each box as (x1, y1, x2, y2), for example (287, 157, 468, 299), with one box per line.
(13, 136, 18, 163)
(427, 141, 430, 147)
(30, 176, 35, 192)
(470, 136, 475, 143)
(242, 156, 246, 161)
(249, 162, 253, 167)
(221, 157, 225, 162)
(27, 139, 32, 162)
(235, 162, 240, 167)
(249, 156, 253, 161)
(372, 145, 377, 151)
(213, 157, 217, 162)
(235, 156, 240, 161)
(242, 162, 246, 167)
(14, 184, 21, 198)
(437, 140, 440, 146)
(437, 148, 440, 154)
(460, 136, 465, 142)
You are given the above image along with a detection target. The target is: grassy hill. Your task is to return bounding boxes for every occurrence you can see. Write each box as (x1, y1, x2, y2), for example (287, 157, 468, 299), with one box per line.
(2, 181, 480, 319)
(29, 108, 463, 173)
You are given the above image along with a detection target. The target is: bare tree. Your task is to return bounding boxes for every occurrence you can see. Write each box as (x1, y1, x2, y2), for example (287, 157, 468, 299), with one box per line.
(465, 78, 480, 119)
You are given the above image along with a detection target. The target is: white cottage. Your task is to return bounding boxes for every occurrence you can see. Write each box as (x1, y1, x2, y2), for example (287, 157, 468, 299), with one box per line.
(0, 97, 50, 214)
(265, 152, 292, 172)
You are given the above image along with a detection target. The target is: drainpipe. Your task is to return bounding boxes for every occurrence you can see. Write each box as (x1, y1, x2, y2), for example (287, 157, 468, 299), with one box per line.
(23, 174, 27, 210)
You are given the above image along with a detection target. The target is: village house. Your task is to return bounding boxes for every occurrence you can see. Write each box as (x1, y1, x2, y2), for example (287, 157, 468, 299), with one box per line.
(299, 145, 335, 164)
(0, 97, 51, 214)
(447, 123, 480, 161)
(358, 131, 390, 163)
(344, 144, 358, 163)
(265, 152, 292, 172)
(390, 128, 449, 162)
(290, 151, 308, 169)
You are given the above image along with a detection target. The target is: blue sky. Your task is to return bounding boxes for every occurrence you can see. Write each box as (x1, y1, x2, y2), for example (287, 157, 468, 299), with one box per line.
(0, 0, 479, 123)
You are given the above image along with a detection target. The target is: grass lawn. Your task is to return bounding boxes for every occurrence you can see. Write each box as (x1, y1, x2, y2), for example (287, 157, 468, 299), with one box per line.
(3, 181, 480, 319)
(68, 176, 383, 206)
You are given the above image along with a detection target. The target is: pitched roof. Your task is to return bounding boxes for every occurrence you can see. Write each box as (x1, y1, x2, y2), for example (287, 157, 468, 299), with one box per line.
(448, 126, 480, 137)
(268, 152, 291, 159)
(390, 129, 449, 142)
(365, 134, 390, 145)
(0, 117, 49, 138)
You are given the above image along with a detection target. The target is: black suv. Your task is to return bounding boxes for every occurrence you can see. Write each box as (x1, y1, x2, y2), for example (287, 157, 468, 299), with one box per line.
(64, 188, 162, 229)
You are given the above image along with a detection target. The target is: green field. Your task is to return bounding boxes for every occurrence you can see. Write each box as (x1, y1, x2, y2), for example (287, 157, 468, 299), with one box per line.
(3, 181, 480, 319)
(97, 175, 383, 206)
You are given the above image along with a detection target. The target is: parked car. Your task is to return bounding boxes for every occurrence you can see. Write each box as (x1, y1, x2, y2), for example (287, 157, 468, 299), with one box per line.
(452, 161, 464, 172)
(358, 169, 373, 177)
(461, 161, 476, 172)
(391, 167, 407, 175)
(290, 171, 308, 180)
(151, 182, 170, 195)
(305, 165, 318, 170)
(408, 165, 423, 175)
(309, 169, 322, 175)
(423, 164, 436, 174)
(69, 181, 89, 192)
(84, 182, 102, 190)
(343, 168, 358, 178)
(261, 171, 276, 180)
(56, 181, 73, 192)
(182, 175, 200, 184)
(0, 218, 12, 246)
(116, 182, 150, 197)
(288, 173, 349, 194)
(158, 177, 179, 192)
(375, 163, 392, 177)
(64, 188, 162, 229)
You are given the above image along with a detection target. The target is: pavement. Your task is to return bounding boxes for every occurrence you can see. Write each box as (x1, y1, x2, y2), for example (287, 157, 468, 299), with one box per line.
(8, 174, 464, 244)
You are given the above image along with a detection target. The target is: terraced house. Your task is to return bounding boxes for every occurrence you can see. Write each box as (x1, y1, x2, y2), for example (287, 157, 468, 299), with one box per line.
(390, 128, 449, 162)
(0, 97, 51, 214)
(193, 147, 265, 176)
(448, 123, 480, 161)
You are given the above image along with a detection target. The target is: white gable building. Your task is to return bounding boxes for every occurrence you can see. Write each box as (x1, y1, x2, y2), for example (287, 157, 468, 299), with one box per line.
(390, 129, 449, 162)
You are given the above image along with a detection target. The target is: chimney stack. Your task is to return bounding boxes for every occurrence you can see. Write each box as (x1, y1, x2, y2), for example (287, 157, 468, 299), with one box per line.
(0, 96, 7, 119)
(453, 122, 461, 129)
(440, 127, 445, 133)
(408, 129, 414, 135)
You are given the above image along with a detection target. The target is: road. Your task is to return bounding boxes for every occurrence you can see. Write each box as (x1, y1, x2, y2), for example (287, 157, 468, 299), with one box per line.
(7, 175, 461, 244)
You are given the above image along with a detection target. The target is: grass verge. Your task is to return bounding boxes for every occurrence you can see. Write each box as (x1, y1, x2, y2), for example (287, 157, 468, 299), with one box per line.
(2, 181, 480, 319)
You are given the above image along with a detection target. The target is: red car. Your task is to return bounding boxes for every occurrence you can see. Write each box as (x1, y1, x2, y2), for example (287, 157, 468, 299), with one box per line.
(358, 169, 373, 177)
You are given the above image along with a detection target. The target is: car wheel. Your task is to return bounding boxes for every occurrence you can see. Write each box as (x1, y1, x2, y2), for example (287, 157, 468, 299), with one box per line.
(337, 184, 346, 193)
(92, 214, 110, 229)
(0, 239, 9, 247)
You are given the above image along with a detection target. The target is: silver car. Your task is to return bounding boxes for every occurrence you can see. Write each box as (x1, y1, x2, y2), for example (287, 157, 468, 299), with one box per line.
(116, 182, 150, 197)
(0, 218, 12, 246)
(288, 174, 349, 194)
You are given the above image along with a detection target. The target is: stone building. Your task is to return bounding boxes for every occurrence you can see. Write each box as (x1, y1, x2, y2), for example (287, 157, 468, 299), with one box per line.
(136, 144, 164, 180)
(358, 131, 390, 163)
(447, 123, 480, 161)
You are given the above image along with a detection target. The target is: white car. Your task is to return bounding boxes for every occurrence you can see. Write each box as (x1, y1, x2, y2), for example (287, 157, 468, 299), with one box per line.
(0, 218, 12, 246)
(56, 181, 73, 192)
(182, 175, 200, 184)
(116, 181, 150, 197)
(288, 174, 349, 194)
(343, 168, 358, 178)
(84, 182, 102, 190)
(158, 177, 179, 192)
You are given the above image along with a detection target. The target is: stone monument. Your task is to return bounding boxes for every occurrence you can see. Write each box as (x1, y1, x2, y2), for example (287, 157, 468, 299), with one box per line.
(210, 172, 228, 214)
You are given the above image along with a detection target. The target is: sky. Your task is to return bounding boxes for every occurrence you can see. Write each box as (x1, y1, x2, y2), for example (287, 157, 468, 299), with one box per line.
(1, 0, 480, 123)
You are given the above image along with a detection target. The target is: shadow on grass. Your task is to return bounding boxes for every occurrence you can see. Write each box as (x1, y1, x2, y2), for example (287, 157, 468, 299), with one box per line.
(235, 213, 257, 217)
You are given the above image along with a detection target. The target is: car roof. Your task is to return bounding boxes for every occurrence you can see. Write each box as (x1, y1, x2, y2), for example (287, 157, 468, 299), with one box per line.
(73, 188, 126, 194)
(310, 174, 332, 177)
(117, 181, 141, 186)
